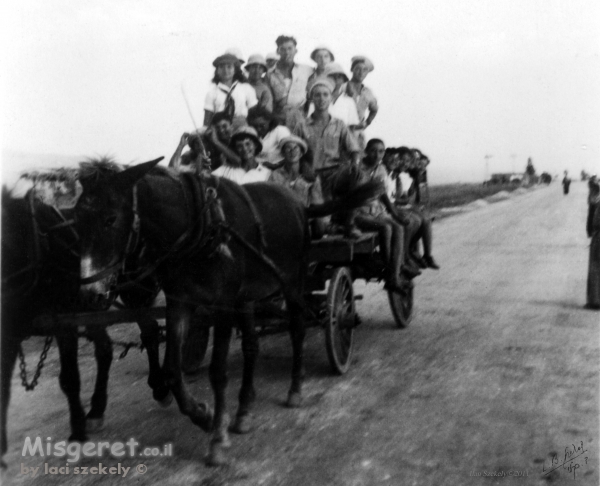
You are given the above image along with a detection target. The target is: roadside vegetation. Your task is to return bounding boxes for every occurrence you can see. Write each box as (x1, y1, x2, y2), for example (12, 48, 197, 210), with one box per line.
(427, 182, 526, 211)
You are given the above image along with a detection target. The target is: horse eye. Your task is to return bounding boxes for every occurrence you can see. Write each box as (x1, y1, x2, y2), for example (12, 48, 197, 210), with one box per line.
(104, 215, 117, 228)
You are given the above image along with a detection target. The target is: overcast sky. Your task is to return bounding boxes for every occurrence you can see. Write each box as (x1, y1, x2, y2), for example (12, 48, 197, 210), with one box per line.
(2, 0, 599, 184)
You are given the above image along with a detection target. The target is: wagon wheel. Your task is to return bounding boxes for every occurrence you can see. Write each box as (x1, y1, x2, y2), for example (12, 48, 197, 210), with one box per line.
(182, 322, 210, 375)
(325, 267, 355, 374)
(387, 283, 414, 328)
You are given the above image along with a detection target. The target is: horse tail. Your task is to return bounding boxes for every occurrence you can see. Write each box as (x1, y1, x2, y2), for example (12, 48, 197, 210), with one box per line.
(305, 180, 384, 218)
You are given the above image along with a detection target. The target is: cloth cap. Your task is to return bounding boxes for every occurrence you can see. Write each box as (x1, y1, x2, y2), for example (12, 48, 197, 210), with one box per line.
(213, 53, 240, 67)
(230, 126, 263, 153)
(324, 62, 349, 81)
(350, 55, 375, 72)
(224, 48, 245, 64)
(310, 45, 335, 62)
(246, 53, 267, 69)
(279, 135, 308, 155)
(308, 76, 335, 95)
(265, 52, 280, 61)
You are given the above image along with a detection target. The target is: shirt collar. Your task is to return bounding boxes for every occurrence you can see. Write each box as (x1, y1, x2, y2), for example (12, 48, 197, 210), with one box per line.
(217, 81, 238, 91)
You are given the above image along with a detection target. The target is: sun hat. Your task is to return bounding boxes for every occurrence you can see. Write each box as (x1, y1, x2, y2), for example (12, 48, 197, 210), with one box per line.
(308, 76, 335, 95)
(323, 62, 349, 82)
(310, 45, 335, 62)
(265, 52, 280, 61)
(246, 53, 268, 70)
(230, 126, 263, 153)
(350, 55, 374, 72)
(279, 135, 308, 156)
(213, 53, 240, 67)
(224, 48, 245, 64)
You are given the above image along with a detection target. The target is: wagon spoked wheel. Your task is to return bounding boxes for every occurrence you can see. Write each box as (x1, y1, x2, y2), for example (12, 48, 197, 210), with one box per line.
(387, 283, 414, 328)
(325, 267, 355, 375)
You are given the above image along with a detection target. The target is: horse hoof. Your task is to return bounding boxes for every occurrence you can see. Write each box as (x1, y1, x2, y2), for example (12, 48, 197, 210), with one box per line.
(205, 444, 228, 467)
(230, 415, 252, 434)
(68, 433, 88, 443)
(86, 417, 105, 433)
(286, 391, 302, 408)
(157, 391, 173, 408)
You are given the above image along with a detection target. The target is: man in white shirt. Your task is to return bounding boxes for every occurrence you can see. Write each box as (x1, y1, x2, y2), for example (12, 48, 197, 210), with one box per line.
(266, 35, 313, 130)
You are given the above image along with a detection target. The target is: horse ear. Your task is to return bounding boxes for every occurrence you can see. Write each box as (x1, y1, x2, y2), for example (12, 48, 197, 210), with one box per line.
(115, 157, 164, 188)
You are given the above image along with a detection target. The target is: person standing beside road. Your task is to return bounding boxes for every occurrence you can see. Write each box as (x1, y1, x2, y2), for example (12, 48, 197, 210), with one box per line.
(343, 55, 378, 151)
(266, 35, 313, 131)
(586, 176, 600, 309)
(562, 170, 572, 195)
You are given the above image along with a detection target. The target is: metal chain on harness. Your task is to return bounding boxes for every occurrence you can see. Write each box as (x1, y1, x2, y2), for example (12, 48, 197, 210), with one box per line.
(18, 336, 53, 391)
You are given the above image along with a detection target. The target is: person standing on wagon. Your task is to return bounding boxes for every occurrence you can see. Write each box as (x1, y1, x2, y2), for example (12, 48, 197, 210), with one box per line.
(293, 77, 362, 238)
(245, 54, 273, 113)
(203, 52, 257, 130)
(266, 35, 313, 131)
(343, 56, 379, 151)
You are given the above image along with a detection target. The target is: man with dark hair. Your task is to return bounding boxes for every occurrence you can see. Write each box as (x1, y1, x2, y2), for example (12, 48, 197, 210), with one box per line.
(266, 34, 313, 130)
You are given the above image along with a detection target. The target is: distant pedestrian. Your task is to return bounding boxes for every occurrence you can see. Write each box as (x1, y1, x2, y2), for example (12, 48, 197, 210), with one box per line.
(562, 171, 571, 195)
(586, 177, 600, 309)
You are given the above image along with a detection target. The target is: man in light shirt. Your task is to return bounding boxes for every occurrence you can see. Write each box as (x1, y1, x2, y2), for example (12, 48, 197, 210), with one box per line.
(266, 35, 313, 131)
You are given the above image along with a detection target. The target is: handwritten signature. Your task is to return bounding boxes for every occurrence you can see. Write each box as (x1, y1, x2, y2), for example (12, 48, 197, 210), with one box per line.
(543, 441, 589, 479)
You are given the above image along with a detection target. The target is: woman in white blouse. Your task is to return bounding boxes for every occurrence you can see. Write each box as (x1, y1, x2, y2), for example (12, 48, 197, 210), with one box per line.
(203, 52, 257, 129)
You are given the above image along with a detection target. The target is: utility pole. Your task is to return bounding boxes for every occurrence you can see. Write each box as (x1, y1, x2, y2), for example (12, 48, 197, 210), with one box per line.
(484, 154, 493, 182)
(510, 154, 516, 174)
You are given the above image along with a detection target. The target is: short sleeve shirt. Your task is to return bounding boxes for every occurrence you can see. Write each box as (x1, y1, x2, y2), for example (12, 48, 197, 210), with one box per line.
(269, 169, 324, 207)
(250, 80, 274, 113)
(357, 162, 387, 216)
(294, 115, 360, 170)
(266, 63, 313, 116)
(343, 82, 378, 123)
(204, 81, 258, 118)
(306, 94, 360, 127)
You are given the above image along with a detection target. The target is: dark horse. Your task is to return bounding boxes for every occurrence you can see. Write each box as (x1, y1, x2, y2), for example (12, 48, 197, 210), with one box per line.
(74, 159, 380, 465)
(1, 187, 113, 466)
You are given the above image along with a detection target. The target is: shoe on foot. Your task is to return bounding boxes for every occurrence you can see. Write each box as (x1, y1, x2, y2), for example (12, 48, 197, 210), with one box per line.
(412, 254, 428, 269)
(401, 264, 421, 279)
(424, 255, 440, 270)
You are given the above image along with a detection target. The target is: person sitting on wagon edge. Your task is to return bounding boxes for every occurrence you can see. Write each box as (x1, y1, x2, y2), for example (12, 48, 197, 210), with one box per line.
(355, 139, 418, 290)
(266, 35, 313, 130)
(169, 131, 210, 174)
(293, 76, 362, 238)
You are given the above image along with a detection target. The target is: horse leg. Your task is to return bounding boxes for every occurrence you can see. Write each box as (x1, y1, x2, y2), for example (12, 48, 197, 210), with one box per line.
(206, 313, 233, 466)
(137, 317, 171, 405)
(230, 303, 258, 434)
(85, 327, 112, 432)
(1, 336, 19, 465)
(55, 330, 87, 442)
(163, 301, 213, 431)
(286, 300, 306, 408)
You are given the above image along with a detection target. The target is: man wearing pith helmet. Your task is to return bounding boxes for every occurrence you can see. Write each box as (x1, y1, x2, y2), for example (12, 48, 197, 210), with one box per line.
(343, 55, 379, 150)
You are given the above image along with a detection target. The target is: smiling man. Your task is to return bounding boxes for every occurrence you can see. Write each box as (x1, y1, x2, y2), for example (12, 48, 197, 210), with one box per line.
(266, 35, 313, 130)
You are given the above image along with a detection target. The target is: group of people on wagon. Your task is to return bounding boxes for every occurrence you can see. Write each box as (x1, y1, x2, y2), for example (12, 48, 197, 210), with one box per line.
(168, 34, 438, 291)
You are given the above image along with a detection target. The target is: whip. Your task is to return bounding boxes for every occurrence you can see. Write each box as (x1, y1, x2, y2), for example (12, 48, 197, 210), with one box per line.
(180, 84, 210, 162)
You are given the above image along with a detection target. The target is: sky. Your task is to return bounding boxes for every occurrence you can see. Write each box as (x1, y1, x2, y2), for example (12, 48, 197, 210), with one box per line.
(1, 0, 599, 185)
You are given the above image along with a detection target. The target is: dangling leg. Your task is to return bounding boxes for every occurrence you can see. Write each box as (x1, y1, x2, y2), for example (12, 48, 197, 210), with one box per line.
(55, 330, 87, 441)
(206, 311, 234, 466)
(137, 316, 171, 405)
(1, 336, 19, 465)
(85, 327, 113, 432)
(286, 298, 306, 408)
(421, 217, 440, 270)
(231, 303, 258, 434)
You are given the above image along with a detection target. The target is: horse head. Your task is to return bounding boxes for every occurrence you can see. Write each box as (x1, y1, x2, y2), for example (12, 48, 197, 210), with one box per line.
(75, 158, 163, 308)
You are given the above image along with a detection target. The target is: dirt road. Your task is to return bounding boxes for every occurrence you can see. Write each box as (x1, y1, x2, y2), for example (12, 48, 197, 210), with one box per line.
(4, 181, 598, 485)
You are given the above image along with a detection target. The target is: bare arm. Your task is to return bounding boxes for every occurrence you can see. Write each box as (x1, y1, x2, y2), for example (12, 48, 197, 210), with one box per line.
(169, 133, 189, 170)
(203, 110, 214, 128)
(208, 129, 242, 167)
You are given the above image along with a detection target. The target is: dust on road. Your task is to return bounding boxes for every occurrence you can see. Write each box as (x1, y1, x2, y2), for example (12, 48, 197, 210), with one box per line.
(4, 182, 598, 486)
